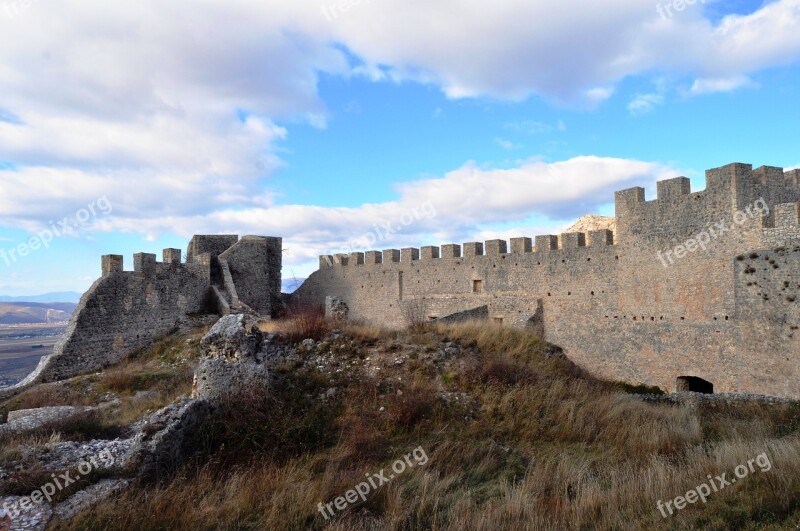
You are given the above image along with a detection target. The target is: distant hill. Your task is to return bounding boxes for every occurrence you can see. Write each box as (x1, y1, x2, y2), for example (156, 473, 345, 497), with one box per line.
(0, 302, 77, 324)
(0, 291, 82, 303)
(281, 278, 306, 293)
(565, 214, 616, 236)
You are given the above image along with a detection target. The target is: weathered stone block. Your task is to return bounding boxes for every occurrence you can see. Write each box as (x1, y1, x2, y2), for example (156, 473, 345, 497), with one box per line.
(101, 255, 123, 276)
(485, 240, 507, 255)
(463, 242, 483, 257)
(440, 244, 461, 258)
(510, 237, 532, 254)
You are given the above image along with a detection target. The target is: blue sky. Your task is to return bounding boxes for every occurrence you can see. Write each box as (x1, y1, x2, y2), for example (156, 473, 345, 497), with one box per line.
(0, 0, 799, 295)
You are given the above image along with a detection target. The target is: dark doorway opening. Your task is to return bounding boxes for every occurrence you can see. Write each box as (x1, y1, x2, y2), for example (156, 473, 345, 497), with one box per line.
(676, 376, 714, 394)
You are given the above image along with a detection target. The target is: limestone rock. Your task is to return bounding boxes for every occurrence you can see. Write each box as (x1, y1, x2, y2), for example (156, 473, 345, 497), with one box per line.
(325, 296, 349, 321)
(192, 358, 270, 402)
(200, 314, 263, 361)
(565, 214, 616, 235)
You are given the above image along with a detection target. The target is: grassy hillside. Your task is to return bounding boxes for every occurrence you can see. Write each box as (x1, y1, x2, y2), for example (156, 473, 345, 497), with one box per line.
(49, 320, 800, 531)
(0, 302, 76, 324)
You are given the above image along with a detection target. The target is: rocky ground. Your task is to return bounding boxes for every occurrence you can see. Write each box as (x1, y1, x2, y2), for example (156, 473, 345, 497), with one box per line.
(1, 313, 798, 530)
(0, 314, 492, 530)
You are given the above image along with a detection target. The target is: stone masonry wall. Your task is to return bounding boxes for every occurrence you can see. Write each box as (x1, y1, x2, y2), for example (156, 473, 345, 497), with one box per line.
(2, 234, 284, 399)
(220, 236, 282, 316)
(733, 248, 800, 397)
(187, 235, 238, 286)
(35, 252, 211, 382)
(295, 163, 800, 398)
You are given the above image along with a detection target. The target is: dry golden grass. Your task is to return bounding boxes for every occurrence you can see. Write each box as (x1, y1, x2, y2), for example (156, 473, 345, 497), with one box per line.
(257, 320, 281, 333)
(0, 329, 203, 453)
(55, 322, 800, 530)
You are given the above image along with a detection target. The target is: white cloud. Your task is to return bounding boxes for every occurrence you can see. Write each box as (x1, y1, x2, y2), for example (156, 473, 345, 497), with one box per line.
(503, 120, 566, 135)
(494, 138, 522, 150)
(45, 155, 672, 271)
(584, 87, 616, 106)
(0, 0, 798, 277)
(689, 75, 756, 95)
(628, 93, 665, 115)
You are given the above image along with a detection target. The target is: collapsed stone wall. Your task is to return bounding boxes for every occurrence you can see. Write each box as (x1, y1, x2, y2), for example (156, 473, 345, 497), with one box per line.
(19, 251, 211, 388)
(295, 163, 800, 398)
(1, 235, 282, 399)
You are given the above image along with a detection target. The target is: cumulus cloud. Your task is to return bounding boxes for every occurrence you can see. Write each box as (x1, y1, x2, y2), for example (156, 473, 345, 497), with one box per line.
(0, 0, 799, 273)
(35, 156, 671, 270)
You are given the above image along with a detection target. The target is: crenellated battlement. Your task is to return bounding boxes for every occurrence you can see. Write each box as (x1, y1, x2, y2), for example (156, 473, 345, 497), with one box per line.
(316, 163, 796, 271)
(102, 249, 207, 278)
(317, 230, 617, 269)
(296, 162, 800, 399)
(616, 164, 800, 233)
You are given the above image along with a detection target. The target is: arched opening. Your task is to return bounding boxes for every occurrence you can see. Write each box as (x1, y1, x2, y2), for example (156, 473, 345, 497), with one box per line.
(676, 376, 714, 394)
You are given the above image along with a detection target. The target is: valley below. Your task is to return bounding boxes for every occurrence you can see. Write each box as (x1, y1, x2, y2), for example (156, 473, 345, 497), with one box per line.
(0, 324, 67, 387)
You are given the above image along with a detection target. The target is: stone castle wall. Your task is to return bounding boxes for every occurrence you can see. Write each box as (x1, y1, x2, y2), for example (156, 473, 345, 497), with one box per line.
(1, 235, 282, 399)
(295, 163, 800, 397)
(37, 251, 211, 382)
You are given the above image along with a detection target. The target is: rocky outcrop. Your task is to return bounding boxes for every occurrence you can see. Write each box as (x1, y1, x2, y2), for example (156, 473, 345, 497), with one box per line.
(565, 214, 616, 236)
(325, 296, 349, 321)
(0, 406, 93, 436)
(199, 314, 263, 362)
(126, 398, 212, 480)
(52, 479, 130, 522)
(193, 314, 270, 402)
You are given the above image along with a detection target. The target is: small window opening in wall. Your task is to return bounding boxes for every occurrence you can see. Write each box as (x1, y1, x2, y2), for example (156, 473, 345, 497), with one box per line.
(676, 376, 714, 394)
(493, 317, 503, 325)
(472, 279, 483, 293)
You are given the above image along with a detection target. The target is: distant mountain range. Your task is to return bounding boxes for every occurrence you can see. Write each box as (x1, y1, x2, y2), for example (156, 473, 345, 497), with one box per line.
(0, 291, 82, 303)
(282, 278, 306, 293)
(0, 281, 305, 307)
(0, 302, 77, 324)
